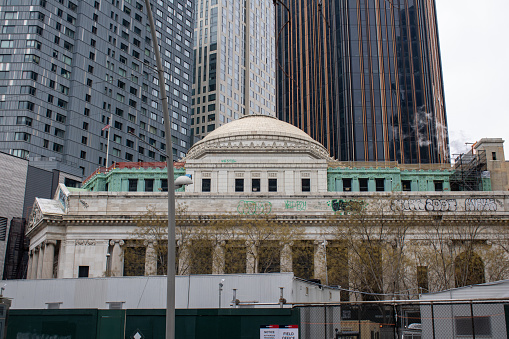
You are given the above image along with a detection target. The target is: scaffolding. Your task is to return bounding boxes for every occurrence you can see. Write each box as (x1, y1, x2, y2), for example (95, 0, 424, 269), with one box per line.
(450, 149, 487, 191)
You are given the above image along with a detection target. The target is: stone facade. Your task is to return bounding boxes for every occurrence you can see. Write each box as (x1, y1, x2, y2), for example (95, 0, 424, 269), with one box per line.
(26, 116, 509, 299)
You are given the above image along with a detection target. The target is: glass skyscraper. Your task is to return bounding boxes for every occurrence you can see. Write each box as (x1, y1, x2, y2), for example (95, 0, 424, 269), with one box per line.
(0, 0, 194, 178)
(191, 0, 276, 140)
(276, 0, 449, 164)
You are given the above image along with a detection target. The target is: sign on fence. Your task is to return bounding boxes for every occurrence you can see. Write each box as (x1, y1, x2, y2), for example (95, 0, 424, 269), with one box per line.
(260, 325, 298, 339)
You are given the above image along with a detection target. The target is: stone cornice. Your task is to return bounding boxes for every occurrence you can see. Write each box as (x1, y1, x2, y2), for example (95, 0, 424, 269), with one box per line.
(186, 136, 331, 160)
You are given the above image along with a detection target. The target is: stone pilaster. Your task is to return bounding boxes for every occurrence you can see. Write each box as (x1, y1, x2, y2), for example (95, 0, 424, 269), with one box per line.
(280, 241, 293, 273)
(212, 241, 225, 274)
(144, 241, 157, 276)
(314, 240, 327, 284)
(42, 240, 57, 279)
(36, 244, 44, 279)
(246, 241, 257, 274)
(178, 240, 190, 275)
(110, 240, 124, 277)
(31, 248, 39, 280)
(27, 251, 34, 279)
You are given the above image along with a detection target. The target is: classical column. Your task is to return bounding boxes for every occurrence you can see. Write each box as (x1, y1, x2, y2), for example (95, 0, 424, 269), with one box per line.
(212, 241, 225, 274)
(36, 244, 44, 279)
(31, 248, 39, 280)
(26, 251, 34, 279)
(246, 241, 257, 274)
(110, 240, 124, 277)
(42, 240, 57, 279)
(280, 241, 293, 273)
(314, 240, 327, 284)
(145, 241, 157, 276)
(178, 240, 191, 275)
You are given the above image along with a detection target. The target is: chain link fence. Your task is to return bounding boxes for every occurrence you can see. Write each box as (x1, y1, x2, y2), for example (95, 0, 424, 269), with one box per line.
(297, 300, 509, 339)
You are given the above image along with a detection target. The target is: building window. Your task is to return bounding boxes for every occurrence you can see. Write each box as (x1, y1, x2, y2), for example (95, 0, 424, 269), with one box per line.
(80, 150, 86, 159)
(235, 178, 244, 192)
(302, 178, 310, 192)
(161, 179, 168, 192)
(268, 179, 277, 192)
(492, 152, 497, 160)
(375, 178, 385, 192)
(78, 266, 89, 278)
(53, 143, 63, 153)
(202, 178, 211, 192)
(17, 116, 33, 126)
(402, 180, 412, 191)
(343, 178, 352, 191)
(252, 178, 260, 192)
(359, 178, 368, 192)
(144, 179, 154, 192)
(434, 180, 443, 192)
(128, 179, 138, 192)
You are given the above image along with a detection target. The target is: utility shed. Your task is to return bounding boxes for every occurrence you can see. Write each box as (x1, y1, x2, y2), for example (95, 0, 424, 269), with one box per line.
(419, 280, 509, 338)
(2, 273, 339, 310)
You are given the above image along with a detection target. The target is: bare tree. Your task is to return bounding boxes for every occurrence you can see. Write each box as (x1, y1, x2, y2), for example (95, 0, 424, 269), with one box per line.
(328, 197, 412, 300)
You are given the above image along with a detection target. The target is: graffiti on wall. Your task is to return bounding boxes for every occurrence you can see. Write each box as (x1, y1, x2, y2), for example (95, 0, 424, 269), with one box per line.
(391, 199, 457, 212)
(237, 200, 272, 215)
(327, 199, 364, 213)
(285, 200, 307, 211)
(465, 198, 497, 211)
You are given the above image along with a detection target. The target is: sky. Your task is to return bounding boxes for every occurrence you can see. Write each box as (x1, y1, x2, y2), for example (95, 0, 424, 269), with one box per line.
(434, 1, 509, 159)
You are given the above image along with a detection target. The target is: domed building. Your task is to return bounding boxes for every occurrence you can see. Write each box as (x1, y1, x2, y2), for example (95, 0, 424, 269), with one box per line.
(24, 116, 509, 301)
(184, 115, 331, 195)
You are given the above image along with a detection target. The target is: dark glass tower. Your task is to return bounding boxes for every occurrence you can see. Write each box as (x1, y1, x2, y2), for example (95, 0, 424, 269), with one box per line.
(276, 0, 449, 163)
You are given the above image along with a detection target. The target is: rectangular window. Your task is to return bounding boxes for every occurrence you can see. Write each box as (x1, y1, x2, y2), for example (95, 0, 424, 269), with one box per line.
(202, 178, 211, 192)
(375, 178, 385, 192)
(492, 152, 497, 160)
(161, 179, 168, 192)
(53, 143, 63, 153)
(78, 266, 89, 278)
(128, 179, 138, 192)
(56, 113, 66, 123)
(57, 99, 68, 108)
(54, 128, 65, 138)
(18, 101, 35, 111)
(14, 132, 31, 142)
(24, 54, 40, 64)
(63, 41, 73, 51)
(302, 178, 310, 192)
(402, 180, 412, 192)
(251, 178, 260, 192)
(343, 178, 352, 192)
(235, 178, 244, 192)
(359, 178, 368, 192)
(268, 178, 277, 192)
(28, 26, 43, 35)
(434, 180, 443, 192)
(144, 179, 154, 192)
(0, 40, 14, 48)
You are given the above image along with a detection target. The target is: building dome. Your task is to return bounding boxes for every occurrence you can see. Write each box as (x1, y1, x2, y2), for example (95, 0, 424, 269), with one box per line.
(186, 115, 331, 160)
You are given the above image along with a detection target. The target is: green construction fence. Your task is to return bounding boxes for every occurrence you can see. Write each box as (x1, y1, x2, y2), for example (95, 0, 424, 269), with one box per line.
(6, 308, 300, 339)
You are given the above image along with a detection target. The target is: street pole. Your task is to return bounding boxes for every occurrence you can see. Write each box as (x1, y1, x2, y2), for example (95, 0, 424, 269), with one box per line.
(143, 1, 176, 338)
(219, 282, 223, 308)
